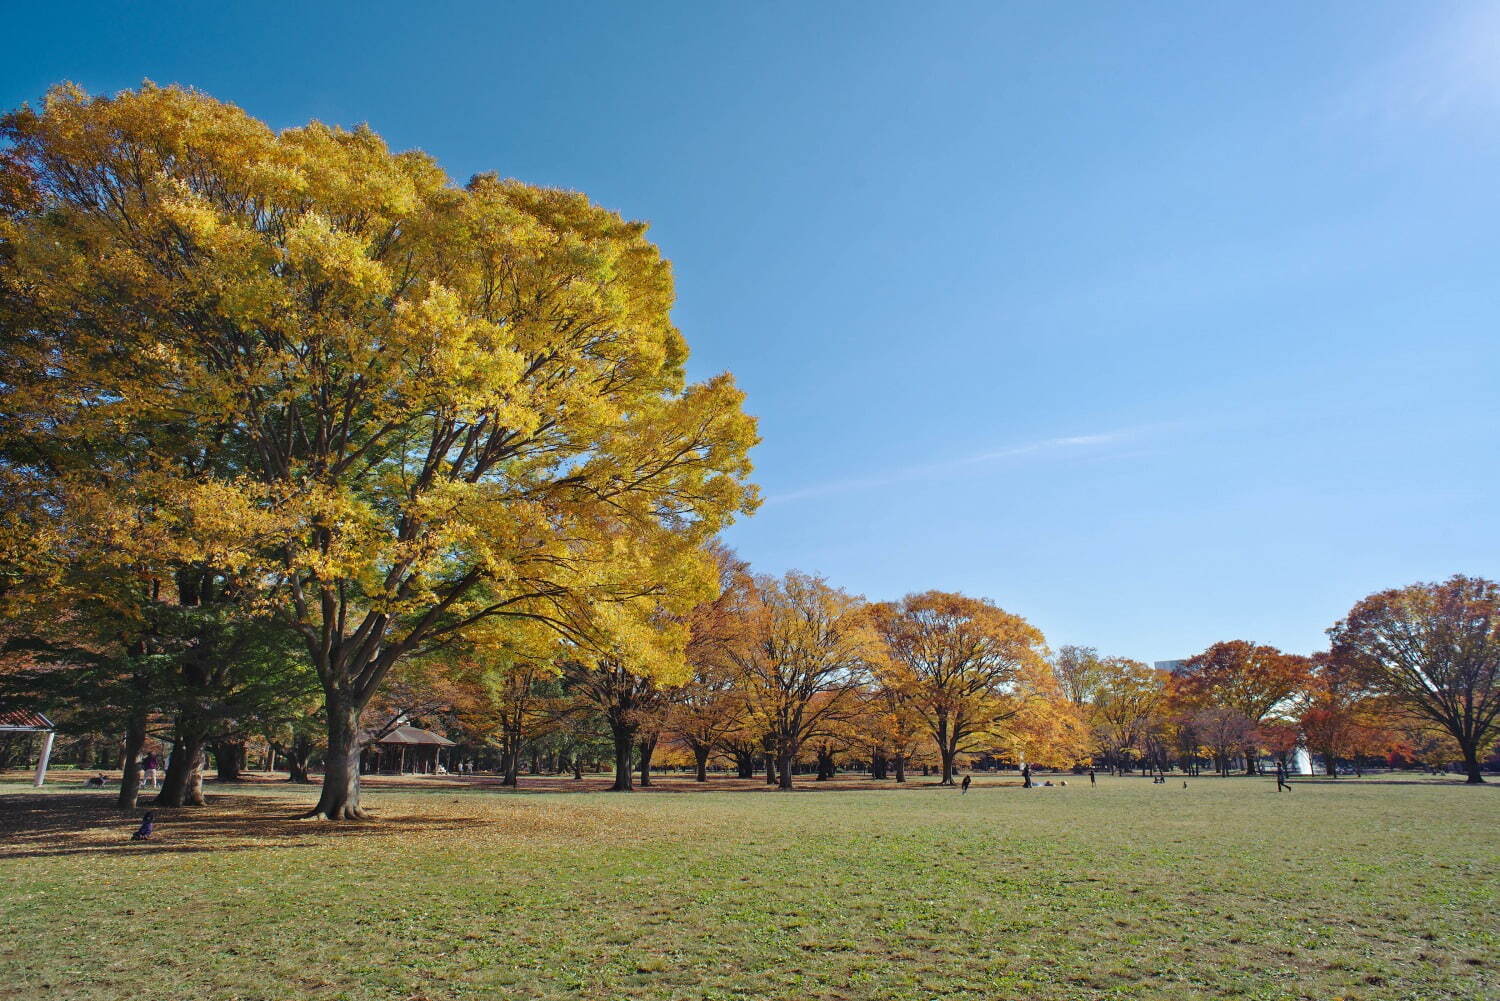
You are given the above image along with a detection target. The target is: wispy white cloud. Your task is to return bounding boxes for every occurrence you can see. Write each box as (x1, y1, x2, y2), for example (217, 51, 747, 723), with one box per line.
(765, 426, 1151, 504)
(1331, 4, 1500, 126)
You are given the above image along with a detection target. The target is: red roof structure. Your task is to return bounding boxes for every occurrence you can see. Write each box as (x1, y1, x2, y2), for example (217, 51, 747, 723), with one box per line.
(371, 725, 455, 747)
(0, 709, 54, 731)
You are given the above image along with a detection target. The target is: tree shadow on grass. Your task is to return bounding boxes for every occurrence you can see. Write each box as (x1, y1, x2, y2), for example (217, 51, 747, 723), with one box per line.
(355, 772, 998, 794)
(0, 792, 475, 861)
(1287, 776, 1496, 787)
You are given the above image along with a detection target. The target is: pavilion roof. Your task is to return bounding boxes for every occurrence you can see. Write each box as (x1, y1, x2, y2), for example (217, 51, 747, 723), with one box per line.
(0, 708, 55, 731)
(368, 725, 455, 747)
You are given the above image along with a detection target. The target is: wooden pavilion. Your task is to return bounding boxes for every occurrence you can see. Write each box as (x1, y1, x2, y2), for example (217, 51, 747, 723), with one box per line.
(360, 725, 455, 775)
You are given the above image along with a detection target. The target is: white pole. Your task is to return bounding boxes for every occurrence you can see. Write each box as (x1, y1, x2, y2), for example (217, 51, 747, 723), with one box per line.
(33, 731, 55, 787)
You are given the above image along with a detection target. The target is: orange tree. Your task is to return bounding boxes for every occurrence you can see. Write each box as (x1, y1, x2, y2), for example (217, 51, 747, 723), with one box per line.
(1177, 641, 1311, 774)
(730, 572, 873, 790)
(869, 591, 1050, 785)
(1331, 575, 1500, 784)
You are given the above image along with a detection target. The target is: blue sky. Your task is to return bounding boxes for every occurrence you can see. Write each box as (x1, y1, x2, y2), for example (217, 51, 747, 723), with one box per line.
(6, 3, 1497, 661)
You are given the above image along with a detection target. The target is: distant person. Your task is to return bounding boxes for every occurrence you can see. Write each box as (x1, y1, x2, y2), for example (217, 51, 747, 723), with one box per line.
(1089, 769, 1096, 788)
(1022, 763, 1032, 789)
(142, 751, 160, 790)
(960, 774, 971, 795)
(1275, 762, 1292, 792)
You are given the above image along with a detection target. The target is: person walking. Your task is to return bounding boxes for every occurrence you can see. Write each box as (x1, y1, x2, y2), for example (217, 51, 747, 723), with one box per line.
(1275, 761, 1292, 793)
(1021, 763, 1032, 789)
(1089, 768, 1096, 788)
(142, 751, 159, 790)
(960, 774, 971, 795)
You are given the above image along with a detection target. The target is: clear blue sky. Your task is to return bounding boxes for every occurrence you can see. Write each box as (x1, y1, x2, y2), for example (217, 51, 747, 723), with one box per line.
(6, 3, 1497, 661)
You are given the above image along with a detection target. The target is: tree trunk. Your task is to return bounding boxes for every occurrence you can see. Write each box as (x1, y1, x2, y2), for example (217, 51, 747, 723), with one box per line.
(894, 753, 906, 783)
(764, 752, 777, 785)
(284, 735, 312, 783)
(572, 755, 583, 780)
(693, 745, 709, 782)
(503, 735, 521, 787)
(777, 749, 795, 790)
(871, 751, 887, 780)
(638, 736, 657, 787)
(1325, 753, 1337, 777)
(303, 696, 366, 820)
(116, 713, 147, 810)
(214, 739, 245, 782)
(939, 744, 957, 785)
(733, 748, 754, 779)
(1461, 741, 1484, 784)
(609, 720, 636, 791)
(815, 746, 835, 780)
(496, 744, 511, 785)
(155, 731, 207, 808)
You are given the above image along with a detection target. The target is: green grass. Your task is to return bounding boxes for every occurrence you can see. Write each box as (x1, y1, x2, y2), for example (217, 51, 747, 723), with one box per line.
(2, 773, 1495, 1000)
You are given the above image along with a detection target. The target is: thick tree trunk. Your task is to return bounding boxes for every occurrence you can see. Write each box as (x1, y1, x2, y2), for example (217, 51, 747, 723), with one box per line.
(871, 751, 887, 780)
(284, 735, 312, 783)
(693, 745, 709, 782)
(304, 696, 366, 820)
(155, 731, 207, 808)
(1325, 753, 1338, 777)
(610, 720, 636, 791)
(1461, 742, 1484, 784)
(733, 749, 754, 779)
(815, 746, 835, 780)
(116, 714, 147, 810)
(214, 739, 245, 782)
(939, 745, 957, 785)
(894, 753, 906, 783)
(777, 749, 795, 790)
(503, 736, 521, 787)
(764, 753, 777, 785)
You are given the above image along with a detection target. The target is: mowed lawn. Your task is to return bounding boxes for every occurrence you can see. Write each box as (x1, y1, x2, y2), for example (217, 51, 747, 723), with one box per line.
(1, 774, 1495, 1001)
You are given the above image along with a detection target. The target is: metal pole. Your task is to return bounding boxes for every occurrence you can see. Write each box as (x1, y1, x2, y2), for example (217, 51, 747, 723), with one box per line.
(33, 731, 55, 787)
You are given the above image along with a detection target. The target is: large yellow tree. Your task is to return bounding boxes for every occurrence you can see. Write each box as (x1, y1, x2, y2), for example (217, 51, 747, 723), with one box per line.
(0, 85, 758, 818)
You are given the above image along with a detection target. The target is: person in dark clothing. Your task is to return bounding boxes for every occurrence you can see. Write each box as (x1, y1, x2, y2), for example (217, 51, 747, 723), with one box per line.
(1275, 762, 1292, 792)
(1021, 763, 1032, 789)
(960, 774, 971, 794)
(142, 751, 160, 790)
(1089, 769, 1096, 787)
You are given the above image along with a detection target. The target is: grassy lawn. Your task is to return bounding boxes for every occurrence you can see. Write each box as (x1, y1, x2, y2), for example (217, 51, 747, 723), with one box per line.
(1, 772, 1495, 1001)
